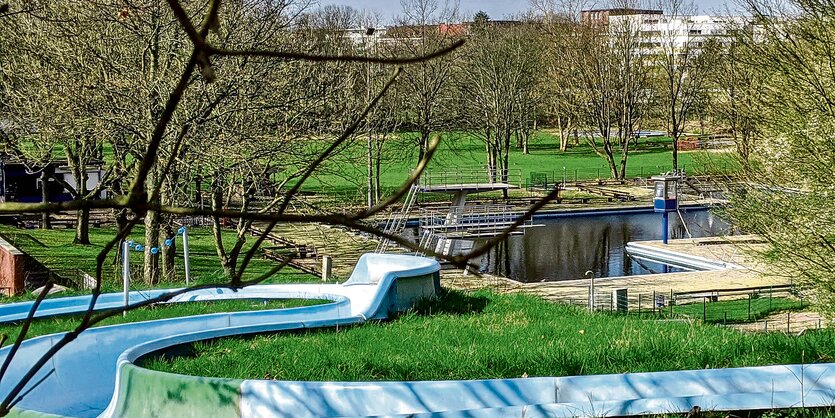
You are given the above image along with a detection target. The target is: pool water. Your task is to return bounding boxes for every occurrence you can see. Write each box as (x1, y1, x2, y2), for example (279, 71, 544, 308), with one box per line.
(455, 208, 731, 283)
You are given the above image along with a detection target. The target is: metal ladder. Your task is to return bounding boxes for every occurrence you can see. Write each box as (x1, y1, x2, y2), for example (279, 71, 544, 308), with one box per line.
(375, 183, 420, 253)
(414, 228, 439, 256)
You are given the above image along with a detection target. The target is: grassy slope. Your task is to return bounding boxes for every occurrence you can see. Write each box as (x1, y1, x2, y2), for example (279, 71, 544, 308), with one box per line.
(0, 225, 318, 298)
(301, 132, 736, 196)
(141, 290, 835, 381)
(0, 298, 326, 347)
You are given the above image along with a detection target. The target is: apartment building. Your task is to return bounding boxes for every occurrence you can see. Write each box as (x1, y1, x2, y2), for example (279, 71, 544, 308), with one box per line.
(584, 8, 749, 52)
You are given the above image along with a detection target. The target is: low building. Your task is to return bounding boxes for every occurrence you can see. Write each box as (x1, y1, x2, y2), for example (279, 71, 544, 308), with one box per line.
(0, 160, 105, 203)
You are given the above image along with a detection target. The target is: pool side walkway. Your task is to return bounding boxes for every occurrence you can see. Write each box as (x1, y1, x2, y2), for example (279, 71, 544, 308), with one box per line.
(272, 222, 784, 306)
(442, 235, 785, 305)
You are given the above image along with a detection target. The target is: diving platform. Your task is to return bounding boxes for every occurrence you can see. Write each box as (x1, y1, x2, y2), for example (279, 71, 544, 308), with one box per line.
(413, 169, 538, 256)
(418, 169, 522, 196)
(419, 182, 518, 194)
(420, 205, 539, 240)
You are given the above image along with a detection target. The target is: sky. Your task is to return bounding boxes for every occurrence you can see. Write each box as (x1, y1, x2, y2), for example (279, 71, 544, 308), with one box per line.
(319, 0, 742, 23)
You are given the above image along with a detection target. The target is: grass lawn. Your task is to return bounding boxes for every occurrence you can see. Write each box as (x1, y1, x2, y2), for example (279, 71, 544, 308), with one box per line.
(140, 290, 835, 381)
(300, 131, 737, 200)
(0, 298, 327, 347)
(671, 297, 807, 324)
(0, 225, 320, 299)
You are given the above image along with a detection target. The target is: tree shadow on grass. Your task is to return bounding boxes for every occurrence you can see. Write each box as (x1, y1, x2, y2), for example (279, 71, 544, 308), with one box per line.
(409, 289, 489, 316)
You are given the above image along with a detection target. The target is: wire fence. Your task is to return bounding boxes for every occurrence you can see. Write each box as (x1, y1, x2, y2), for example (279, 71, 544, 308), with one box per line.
(559, 284, 823, 334)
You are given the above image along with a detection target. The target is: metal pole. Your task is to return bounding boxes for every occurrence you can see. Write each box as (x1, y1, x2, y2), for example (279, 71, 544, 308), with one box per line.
(652, 290, 656, 315)
(669, 289, 674, 316)
(638, 293, 642, 314)
(587, 270, 595, 311)
(182, 227, 191, 286)
(662, 211, 669, 244)
(122, 240, 130, 316)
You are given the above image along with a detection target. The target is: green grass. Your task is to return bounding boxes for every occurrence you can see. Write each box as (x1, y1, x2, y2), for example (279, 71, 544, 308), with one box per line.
(0, 225, 320, 300)
(0, 298, 327, 347)
(140, 290, 835, 381)
(298, 131, 737, 200)
(671, 296, 806, 324)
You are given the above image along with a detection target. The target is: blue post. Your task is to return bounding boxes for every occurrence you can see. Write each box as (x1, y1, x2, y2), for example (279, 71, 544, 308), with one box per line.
(662, 211, 669, 245)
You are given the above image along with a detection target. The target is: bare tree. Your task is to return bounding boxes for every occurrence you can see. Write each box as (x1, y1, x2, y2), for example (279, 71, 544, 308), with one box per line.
(390, 0, 462, 165)
(457, 19, 542, 191)
(704, 35, 762, 173)
(537, 5, 585, 152)
(0, 1, 563, 414)
(1, 2, 118, 244)
(561, 4, 651, 179)
(653, 0, 715, 171)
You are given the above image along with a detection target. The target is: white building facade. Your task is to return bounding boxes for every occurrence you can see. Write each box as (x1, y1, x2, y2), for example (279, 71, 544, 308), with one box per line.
(593, 9, 750, 53)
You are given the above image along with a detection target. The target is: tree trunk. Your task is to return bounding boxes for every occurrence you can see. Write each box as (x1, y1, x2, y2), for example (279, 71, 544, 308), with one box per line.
(161, 221, 176, 280)
(366, 132, 373, 209)
(672, 132, 679, 171)
(73, 208, 90, 244)
(374, 138, 382, 203)
(222, 259, 236, 280)
(501, 131, 510, 199)
(40, 171, 51, 230)
(115, 209, 128, 232)
(557, 114, 568, 152)
(619, 138, 630, 180)
(417, 129, 430, 164)
(144, 209, 160, 285)
(72, 160, 90, 244)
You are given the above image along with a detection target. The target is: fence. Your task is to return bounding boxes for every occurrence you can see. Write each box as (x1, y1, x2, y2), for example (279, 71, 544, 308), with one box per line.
(525, 162, 738, 190)
(559, 284, 821, 333)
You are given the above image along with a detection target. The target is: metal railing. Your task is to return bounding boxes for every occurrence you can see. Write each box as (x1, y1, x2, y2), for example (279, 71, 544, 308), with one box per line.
(419, 205, 533, 238)
(556, 283, 821, 333)
(420, 168, 523, 189)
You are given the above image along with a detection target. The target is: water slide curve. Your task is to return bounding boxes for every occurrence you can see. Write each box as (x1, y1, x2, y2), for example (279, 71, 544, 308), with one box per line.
(0, 253, 831, 417)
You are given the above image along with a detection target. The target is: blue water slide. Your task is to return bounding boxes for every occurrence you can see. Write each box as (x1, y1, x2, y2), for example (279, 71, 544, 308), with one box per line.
(1, 253, 834, 417)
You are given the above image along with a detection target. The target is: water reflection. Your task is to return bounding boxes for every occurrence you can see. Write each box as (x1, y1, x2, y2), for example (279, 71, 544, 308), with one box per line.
(470, 208, 731, 283)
